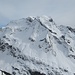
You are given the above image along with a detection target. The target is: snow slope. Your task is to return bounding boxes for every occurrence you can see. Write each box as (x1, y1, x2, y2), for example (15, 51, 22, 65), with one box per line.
(0, 16, 75, 75)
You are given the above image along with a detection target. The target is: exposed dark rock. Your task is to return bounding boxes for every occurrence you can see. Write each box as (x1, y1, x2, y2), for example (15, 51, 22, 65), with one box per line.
(0, 70, 11, 75)
(29, 37, 35, 42)
(29, 70, 46, 75)
(12, 72, 16, 75)
(40, 38, 45, 41)
(26, 17, 33, 22)
(53, 36, 62, 44)
(3, 36, 6, 38)
(49, 18, 53, 22)
(61, 35, 65, 40)
(64, 69, 68, 72)
(67, 26, 75, 33)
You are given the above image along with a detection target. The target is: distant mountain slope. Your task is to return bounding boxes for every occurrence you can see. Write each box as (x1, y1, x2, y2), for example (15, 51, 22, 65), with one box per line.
(0, 16, 75, 75)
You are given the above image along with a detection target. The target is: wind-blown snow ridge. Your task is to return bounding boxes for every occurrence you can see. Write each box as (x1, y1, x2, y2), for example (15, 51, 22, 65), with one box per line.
(0, 16, 75, 75)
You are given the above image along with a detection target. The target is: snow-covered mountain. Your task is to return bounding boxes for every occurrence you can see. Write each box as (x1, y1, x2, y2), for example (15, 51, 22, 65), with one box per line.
(0, 16, 75, 75)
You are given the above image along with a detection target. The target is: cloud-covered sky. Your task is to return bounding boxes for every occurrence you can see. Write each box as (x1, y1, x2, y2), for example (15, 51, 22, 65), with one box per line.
(0, 0, 75, 27)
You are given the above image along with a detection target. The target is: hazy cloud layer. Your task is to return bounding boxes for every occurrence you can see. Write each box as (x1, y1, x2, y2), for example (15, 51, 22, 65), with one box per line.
(0, 0, 75, 27)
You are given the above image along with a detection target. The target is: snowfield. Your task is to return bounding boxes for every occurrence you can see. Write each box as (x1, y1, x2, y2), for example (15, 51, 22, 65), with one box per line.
(0, 16, 75, 75)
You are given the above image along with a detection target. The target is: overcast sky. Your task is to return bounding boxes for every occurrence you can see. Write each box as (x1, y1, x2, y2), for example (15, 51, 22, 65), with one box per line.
(0, 0, 75, 27)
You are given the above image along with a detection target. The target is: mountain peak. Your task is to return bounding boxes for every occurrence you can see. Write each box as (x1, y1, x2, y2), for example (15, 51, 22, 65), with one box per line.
(6, 16, 55, 28)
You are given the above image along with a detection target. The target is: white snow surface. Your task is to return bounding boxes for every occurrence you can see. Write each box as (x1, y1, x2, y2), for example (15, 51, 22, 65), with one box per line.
(0, 16, 75, 75)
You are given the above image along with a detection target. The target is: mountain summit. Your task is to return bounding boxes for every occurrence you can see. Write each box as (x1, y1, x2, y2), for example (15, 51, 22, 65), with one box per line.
(0, 16, 75, 75)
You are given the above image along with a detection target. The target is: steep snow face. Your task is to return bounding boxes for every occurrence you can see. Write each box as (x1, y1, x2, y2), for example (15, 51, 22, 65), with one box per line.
(0, 16, 75, 75)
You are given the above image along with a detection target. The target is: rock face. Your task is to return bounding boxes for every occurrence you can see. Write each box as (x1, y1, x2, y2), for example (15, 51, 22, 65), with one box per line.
(0, 16, 75, 75)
